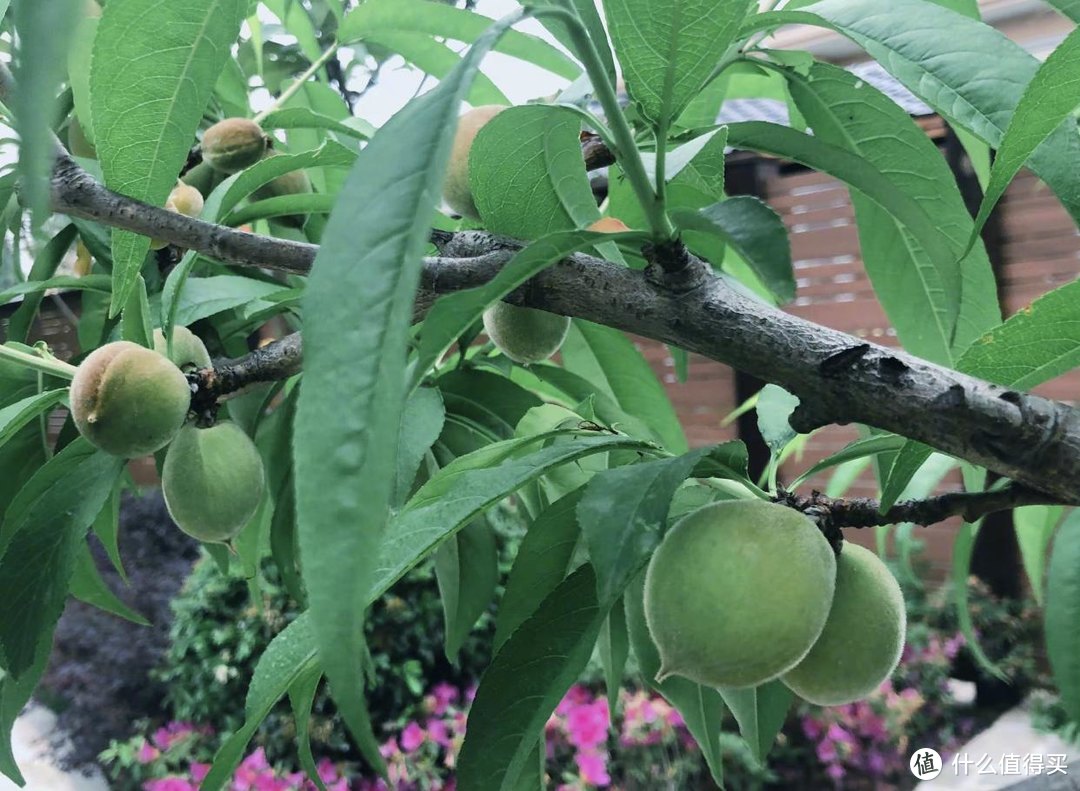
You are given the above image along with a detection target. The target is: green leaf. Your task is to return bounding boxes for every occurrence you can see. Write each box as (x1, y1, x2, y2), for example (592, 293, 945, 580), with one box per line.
(598, 597, 630, 712)
(91, 480, 126, 581)
(793, 0, 1080, 226)
(339, 0, 580, 79)
(287, 666, 327, 791)
(362, 30, 509, 106)
(415, 229, 648, 382)
(208, 141, 356, 221)
(259, 107, 373, 140)
(68, 11, 97, 146)
(224, 193, 335, 226)
(172, 275, 288, 326)
(561, 320, 688, 453)
(0, 274, 112, 309)
(0, 438, 124, 676)
(671, 197, 794, 304)
(790, 434, 905, 488)
(884, 276, 1080, 508)
(602, 0, 752, 125)
(374, 431, 657, 605)
(1015, 505, 1062, 606)
(471, 105, 599, 237)
(202, 615, 319, 791)
(438, 368, 543, 439)
(12, 0, 81, 228)
(952, 518, 1007, 680)
(0, 632, 47, 784)
(756, 384, 799, 454)
(393, 387, 445, 506)
(1046, 0, 1080, 22)
(90, 0, 247, 315)
(0, 389, 66, 450)
(456, 564, 603, 791)
(293, 13, 524, 771)
(527, 0, 615, 87)
(782, 60, 999, 364)
(7, 224, 79, 342)
(579, 447, 714, 608)
(435, 518, 498, 661)
(718, 681, 793, 764)
(725, 121, 961, 318)
(625, 571, 725, 786)
(69, 544, 149, 625)
(120, 275, 153, 347)
(972, 27, 1080, 244)
(494, 486, 585, 650)
(1047, 509, 1080, 724)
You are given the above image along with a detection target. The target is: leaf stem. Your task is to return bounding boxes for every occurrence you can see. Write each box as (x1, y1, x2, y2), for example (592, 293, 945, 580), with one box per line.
(253, 42, 340, 124)
(529, 6, 676, 241)
(0, 343, 77, 380)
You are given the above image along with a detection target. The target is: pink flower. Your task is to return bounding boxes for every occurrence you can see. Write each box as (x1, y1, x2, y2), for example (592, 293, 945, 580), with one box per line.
(557, 685, 592, 716)
(574, 750, 611, 787)
(433, 683, 458, 710)
(144, 779, 197, 791)
(190, 763, 211, 783)
(663, 706, 684, 728)
(401, 721, 426, 753)
(379, 738, 400, 759)
(427, 718, 451, 747)
(316, 759, 339, 784)
(826, 723, 854, 746)
(817, 740, 838, 763)
(232, 748, 272, 791)
(136, 740, 160, 764)
(826, 763, 845, 781)
(566, 700, 609, 750)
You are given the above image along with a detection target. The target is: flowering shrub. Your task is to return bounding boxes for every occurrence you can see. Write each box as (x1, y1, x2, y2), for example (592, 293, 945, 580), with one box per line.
(104, 683, 725, 790)
(101, 722, 353, 791)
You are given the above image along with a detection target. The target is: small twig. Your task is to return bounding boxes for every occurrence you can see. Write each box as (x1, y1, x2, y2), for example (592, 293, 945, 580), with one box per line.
(776, 485, 1062, 529)
(252, 42, 340, 124)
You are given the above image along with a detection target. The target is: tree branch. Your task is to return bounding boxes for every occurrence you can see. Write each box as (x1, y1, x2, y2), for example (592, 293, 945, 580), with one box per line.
(776, 485, 1061, 529)
(36, 119, 1080, 506)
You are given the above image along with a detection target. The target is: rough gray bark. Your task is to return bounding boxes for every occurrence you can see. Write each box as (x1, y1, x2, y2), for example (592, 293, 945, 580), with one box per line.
(41, 140, 1080, 506)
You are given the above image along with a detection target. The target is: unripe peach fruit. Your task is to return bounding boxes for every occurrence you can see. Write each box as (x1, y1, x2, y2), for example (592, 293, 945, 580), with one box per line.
(162, 422, 265, 543)
(201, 118, 267, 173)
(482, 301, 570, 365)
(150, 182, 204, 250)
(782, 543, 906, 705)
(644, 499, 837, 688)
(153, 326, 211, 371)
(587, 218, 630, 233)
(442, 105, 506, 220)
(69, 341, 191, 457)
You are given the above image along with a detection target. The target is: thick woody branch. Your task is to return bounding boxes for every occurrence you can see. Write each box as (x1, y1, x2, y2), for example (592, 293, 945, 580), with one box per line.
(776, 485, 1060, 530)
(40, 135, 1080, 505)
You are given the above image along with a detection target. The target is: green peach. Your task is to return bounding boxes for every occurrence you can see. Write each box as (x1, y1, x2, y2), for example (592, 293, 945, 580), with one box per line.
(644, 499, 837, 689)
(482, 302, 570, 365)
(162, 422, 265, 543)
(153, 326, 211, 371)
(69, 341, 190, 457)
(442, 104, 506, 220)
(201, 118, 267, 173)
(782, 543, 906, 705)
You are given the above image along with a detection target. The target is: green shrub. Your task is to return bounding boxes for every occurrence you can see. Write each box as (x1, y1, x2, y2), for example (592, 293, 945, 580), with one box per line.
(153, 507, 523, 764)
